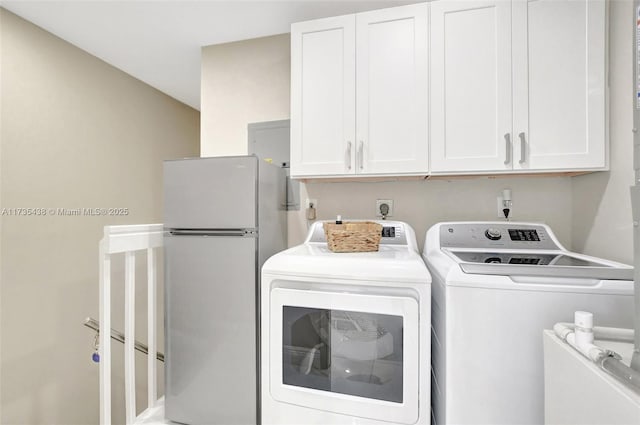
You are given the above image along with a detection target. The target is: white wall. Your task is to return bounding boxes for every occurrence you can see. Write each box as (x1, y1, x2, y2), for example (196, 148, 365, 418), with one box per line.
(1, 9, 200, 424)
(201, 34, 290, 157)
(200, 3, 633, 261)
(571, 0, 634, 264)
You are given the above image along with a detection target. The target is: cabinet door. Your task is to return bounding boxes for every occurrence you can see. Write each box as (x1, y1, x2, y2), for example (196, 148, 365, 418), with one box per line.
(291, 15, 356, 177)
(512, 0, 606, 171)
(430, 0, 513, 173)
(356, 4, 429, 175)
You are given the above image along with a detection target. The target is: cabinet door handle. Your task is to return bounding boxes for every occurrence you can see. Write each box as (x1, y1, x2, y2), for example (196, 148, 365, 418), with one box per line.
(346, 141, 352, 170)
(358, 141, 364, 170)
(518, 132, 526, 164)
(504, 133, 511, 165)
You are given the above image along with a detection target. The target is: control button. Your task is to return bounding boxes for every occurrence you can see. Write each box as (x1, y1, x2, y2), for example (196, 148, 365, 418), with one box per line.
(485, 228, 502, 240)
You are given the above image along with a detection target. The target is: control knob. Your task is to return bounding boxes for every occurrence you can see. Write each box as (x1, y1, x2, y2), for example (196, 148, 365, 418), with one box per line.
(485, 228, 502, 240)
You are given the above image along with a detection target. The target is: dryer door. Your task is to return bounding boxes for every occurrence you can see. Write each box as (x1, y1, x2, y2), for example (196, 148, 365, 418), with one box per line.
(270, 288, 419, 424)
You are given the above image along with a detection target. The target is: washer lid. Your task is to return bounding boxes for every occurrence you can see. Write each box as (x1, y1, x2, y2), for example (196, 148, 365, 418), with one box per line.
(263, 243, 431, 284)
(447, 250, 633, 281)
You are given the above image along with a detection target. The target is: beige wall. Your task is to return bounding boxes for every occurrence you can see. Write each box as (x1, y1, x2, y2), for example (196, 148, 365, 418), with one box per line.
(201, 34, 290, 157)
(571, 0, 634, 264)
(200, 31, 576, 251)
(297, 176, 573, 250)
(0, 9, 200, 424)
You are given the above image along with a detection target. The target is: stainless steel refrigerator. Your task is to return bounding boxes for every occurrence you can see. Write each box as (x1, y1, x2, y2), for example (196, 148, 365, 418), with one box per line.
(163, 156, 287, 424)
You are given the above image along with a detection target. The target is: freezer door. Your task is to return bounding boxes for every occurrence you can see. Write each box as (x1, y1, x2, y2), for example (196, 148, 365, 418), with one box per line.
(165, 234, 257, 425)
(164, 156, 257, 229)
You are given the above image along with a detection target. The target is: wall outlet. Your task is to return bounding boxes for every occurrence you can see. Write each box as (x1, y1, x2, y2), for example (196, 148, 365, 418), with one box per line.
(305, 198, 318, 221)
(306, 198, 317, 209)
(497, 196, 513, 219)
(376, 199, 394, 217)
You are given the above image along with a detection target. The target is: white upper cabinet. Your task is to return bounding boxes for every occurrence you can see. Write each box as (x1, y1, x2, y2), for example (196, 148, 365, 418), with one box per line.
(430, 0, 512, 173)
(512, 0, 606, 171)
(430, 0, 607, 174)
(356, 5, 429, 175)
(291, 4, 428, 178)
(290, 15, 356, 176)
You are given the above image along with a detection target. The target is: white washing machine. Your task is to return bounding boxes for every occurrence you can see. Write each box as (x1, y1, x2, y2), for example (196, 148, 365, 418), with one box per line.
(261, 220, 431, 425)
(422, 222, 635, 425)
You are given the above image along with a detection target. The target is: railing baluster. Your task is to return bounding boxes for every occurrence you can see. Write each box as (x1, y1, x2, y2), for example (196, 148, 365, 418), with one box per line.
(124, 251, 136, 425)
(147, 247, 157, 406)
(99, 245, 111, 425)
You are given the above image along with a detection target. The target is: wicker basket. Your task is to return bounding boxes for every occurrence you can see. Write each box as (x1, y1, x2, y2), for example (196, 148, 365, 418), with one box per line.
(323, 221, 383, 253)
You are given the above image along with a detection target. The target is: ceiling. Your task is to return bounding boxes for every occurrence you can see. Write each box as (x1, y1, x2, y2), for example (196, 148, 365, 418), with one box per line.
(1, 0, 416, 110)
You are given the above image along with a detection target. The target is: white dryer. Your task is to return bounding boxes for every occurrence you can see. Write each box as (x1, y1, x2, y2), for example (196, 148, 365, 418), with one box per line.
(423, 221, 635, 425)
(261, 221, 431, 425)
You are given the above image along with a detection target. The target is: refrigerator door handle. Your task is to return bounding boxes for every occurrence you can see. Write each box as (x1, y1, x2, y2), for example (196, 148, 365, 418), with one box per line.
(169, 229, 257, 237)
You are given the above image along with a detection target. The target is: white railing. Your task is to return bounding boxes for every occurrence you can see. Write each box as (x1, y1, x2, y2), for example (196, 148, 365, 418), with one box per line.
(99, 224, 164, 425)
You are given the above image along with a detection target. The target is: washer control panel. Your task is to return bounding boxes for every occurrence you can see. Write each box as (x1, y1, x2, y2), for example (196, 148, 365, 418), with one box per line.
(440, 223, 559, 250)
